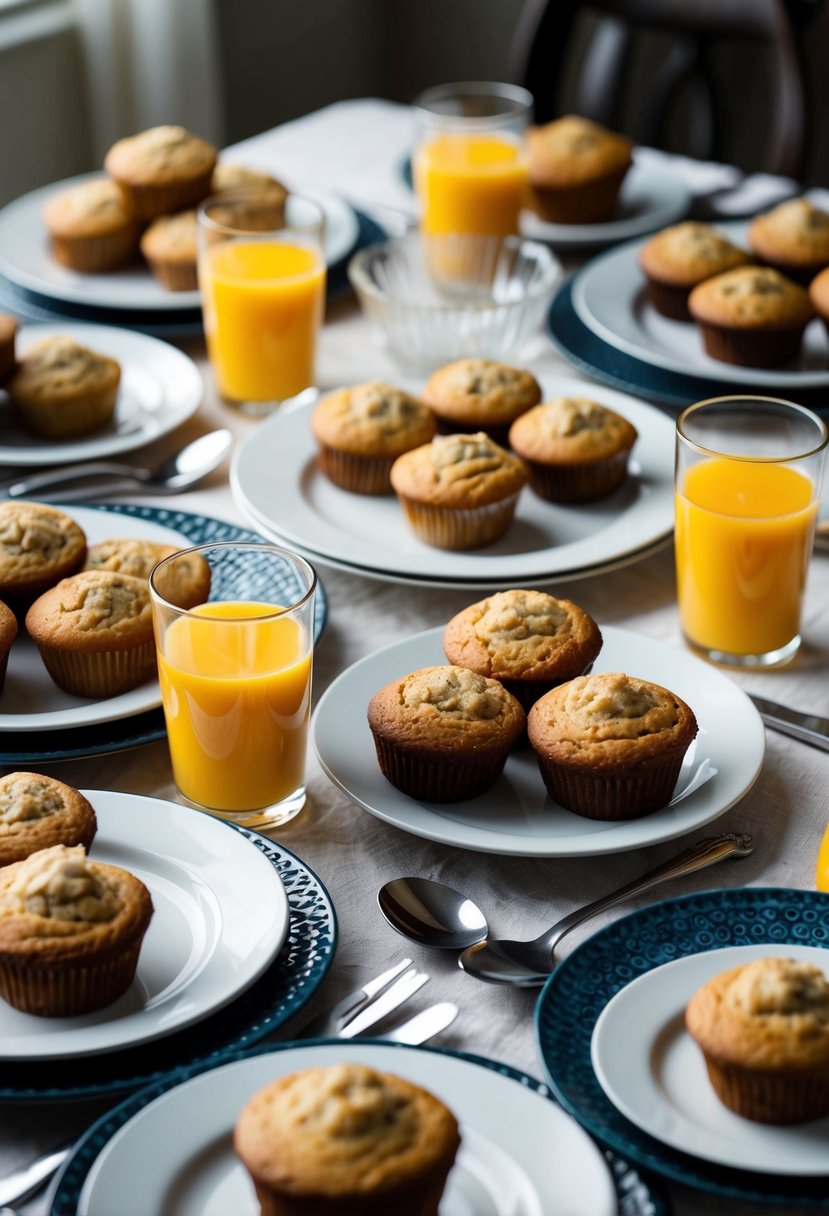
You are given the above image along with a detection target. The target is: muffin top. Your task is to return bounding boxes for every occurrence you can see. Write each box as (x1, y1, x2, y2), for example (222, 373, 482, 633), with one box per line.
(444, 589, 602, 682)
(233, 1063, 461, 1199)
(528, 115, 633, 186)
(0, 773, 97, 867)
(527, 671, 698, 771)
(8, 337, 121, 406)
(83, 538, 178, 580)
(639, 222, 752, 287)
(686, 957, 829, 1073)
(748, 198, 829, 268)
(422, 359, 542, 427)
(25, 570, 153, 653)
(0, 502, 86, 592)
(140, 211, 197, 264)
(311, 381, 436, 458)
(42, 179, 135, 238)
(368, 664, 525, 751)
(211, 162, 288, 201)
(508, 397, 638, 465)
(688, 266, 815, 330)
(105, 125, 217, 186)
(390, 432, 527, 508)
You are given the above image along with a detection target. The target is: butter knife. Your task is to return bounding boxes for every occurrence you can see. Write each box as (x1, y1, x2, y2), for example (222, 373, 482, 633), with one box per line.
(750, 695, 829, 753)
(376, 1002, 458, 1044)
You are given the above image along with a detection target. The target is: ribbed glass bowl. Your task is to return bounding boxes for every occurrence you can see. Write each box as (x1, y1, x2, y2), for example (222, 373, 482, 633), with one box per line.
(348, 233, 562, 372)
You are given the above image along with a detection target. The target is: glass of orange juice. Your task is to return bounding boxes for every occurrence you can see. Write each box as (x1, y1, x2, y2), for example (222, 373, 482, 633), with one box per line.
(198, 192, 326, 416)
(675, 396, 828, 668)
(149, 542, 317, 829)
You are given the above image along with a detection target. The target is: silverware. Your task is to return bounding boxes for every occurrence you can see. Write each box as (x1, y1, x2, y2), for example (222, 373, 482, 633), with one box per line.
(378, 877, 489, 950)
(376, 1001, 458, 1044)
(299, 958, 425, 1038)
(750, 694, 829, 753)
(0, 1146, 70, 1208)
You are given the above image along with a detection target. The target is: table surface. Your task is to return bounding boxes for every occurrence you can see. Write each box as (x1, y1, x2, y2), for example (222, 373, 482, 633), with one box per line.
(3, 100, 829, 1216)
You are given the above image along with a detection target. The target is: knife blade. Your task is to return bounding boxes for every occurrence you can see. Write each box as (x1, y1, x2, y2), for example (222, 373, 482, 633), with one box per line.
(299, 959, 415, 1039)
(335, 968, 429, 1039)
(750, 694, 829, 753)
(376, 1002, 458, 1045)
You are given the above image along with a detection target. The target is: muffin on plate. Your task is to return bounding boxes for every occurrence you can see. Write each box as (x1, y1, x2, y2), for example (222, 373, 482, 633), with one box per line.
(310, 380, 436, 495)
(420, 358, 542, 445)
(139, 210, 198, 291)
(0, 772, 97, 867)
(688, 266, 815, 367)
(390, 432, 527, 550)
(686, 956, 829, 1124)
(0, 843, 153, 1016)
(0, 501, 87, 611)
(527, 115, 634, 224)
(748, 198, 829, 283)
(527, 671, 698, 819)
(508, 396, 637, 504)
(84, 539, 211, 608)
(0, 314, 18, 382)
(41, 178, 140, 273)
(7, 335, 121, 439)
(0, 599, 16, 693)
(638, 222, 753, 321)
(104, 125, 217, 222)
(211, 162, 289, 228)
(25, 569, 156, 698)
(443, 588, 602, 713)
(367, 664, 525, 801)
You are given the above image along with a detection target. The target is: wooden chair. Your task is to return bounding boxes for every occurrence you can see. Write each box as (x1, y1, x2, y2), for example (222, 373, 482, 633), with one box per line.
(508, 0, 815, 178)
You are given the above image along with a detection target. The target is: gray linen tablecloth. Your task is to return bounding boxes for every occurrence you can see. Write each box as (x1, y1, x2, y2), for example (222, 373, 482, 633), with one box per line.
(2, 101, 828, 1216)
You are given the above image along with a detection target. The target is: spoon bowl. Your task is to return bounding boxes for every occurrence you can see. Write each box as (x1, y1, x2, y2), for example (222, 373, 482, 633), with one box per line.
(377, 876, 488, 951)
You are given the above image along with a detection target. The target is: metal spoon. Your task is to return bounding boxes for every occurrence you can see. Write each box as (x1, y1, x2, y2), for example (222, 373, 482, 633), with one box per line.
(378, 877, 488, 950)
(0, 429, 234, 502)
(459, 831, 754, 987)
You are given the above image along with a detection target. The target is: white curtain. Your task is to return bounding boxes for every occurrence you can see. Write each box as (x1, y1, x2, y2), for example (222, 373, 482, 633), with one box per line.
(71, 0, 226, 161)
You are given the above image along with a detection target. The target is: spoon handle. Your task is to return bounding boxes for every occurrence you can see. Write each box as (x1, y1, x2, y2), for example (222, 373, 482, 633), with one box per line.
(1, 462, 149, 498)
(538, 831, 754, 955)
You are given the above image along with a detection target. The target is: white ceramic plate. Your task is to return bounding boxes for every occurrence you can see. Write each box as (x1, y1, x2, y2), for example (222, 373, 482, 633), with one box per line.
(572, 219, 829, 387)
(74, 1041, 616, 1216)
(592, 943, 829, 1175)
(312, 624, 765, 857)
(0, 322, 203, 465)
(0, 174, 359, 312)
(0, 506, 192, 731)
(521, 155, 691, 249)
(0, 790, 289, 1059)
(231, 375, 676, 589)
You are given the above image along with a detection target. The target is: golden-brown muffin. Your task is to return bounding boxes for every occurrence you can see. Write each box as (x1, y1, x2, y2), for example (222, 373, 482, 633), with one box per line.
(748, 198, 829, 283)
(0, 843, 153, 1016)
(367, 664, 525, 801)
(688, 266, 815, 367)
(41, 178, 140, 273)
(638, 222, 753, 320)
(7, 335, 121, 440)
(104, 125, 217, 222)
(390, 432, 527, 550)
(421, 359, 542, 445)
(686, 956, 829, 1124)
(0, 598, 16, 693)
(139, 210, 198, 291)
(234, 1062, 461, 1216)
(0, 315, 18, 382)
(508, 396, 637, 503)
(310, 381, 437, 495)
(211, 162, 289, 229)
(527, 115, 633, 224)
(84, 539, 211, 609)
(443, 589, 602, 713)
(0, 773, 97, 867)
(25, 570, 156, 698)
(0, 501, 87, 612)
(527, 671, 698, 819)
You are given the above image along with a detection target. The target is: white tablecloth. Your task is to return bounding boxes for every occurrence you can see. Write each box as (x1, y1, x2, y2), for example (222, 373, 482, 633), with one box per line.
(3, 100, 829, 1216)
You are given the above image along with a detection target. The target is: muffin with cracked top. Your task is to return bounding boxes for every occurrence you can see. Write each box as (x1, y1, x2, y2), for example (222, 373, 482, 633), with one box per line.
(104, 124, 217, 222)
(0, 501, 86, 611)
(638, 221, 752, 320)
(748, 197, 829, 283)
(84, 538, 211, 608)
(7, 335, 121, 439)
(0, 772, 97, 867)
(527, 115, 633, 224)
(421, 358, 541, 445)
(42, 178, 140, 273)
(140, 210, 198, 291)
(688, 265, 815, 367)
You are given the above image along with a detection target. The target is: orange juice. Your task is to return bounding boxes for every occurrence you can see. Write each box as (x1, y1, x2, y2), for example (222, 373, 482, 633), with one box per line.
(200, 240, 325, 403)
(675, 457, 817, 656)
(156, 601, 312, 812)
(816, 823, 829, 891)
(414, 133, 527, 236)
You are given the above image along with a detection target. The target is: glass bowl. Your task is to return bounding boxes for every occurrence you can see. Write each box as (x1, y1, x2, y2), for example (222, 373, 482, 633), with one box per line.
(347, 233, 562, 372)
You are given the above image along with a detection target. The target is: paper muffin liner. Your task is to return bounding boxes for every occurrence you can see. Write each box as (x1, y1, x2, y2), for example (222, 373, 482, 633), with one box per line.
(530, 166, 630, 224)
(113, 172, 214, 223)
(251, 1164, 453, 1216)
(0, 939, 144, 1017)
(50, 227, 139, 274)
(643, 277, 694, 321)
(696, 321, 809, 368)
(13, 387, 118, 440)
(144, 256, 198, 292)
(523, 450, 631, 504)
(316, 446, 396, 495)
(703, 1059, 829, 1124)
(533, 749, 687, 820)
(35, 638, 156, 698)
(396, 493, 520, 550)
(370, 734, 510, 802)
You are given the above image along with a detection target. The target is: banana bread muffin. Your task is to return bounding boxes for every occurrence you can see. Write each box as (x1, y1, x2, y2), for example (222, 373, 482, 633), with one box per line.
(211, 162, 289, 228)
(527, 671, 698, 819)
(0, 773, 96, 867)
(443, 589, 602, 712)
(0, 843, 153, 1016)
(25, 569, 155, 697)
(748, 198, 829, 283)
(0, 598, 16, 693)
(638, 222, 753, 320)
(390, 432, 527, 549)
(311, 381, 437, 494)
(688, 266, 815, 367)
(104, 124, 217, 222)
(0, 501, 86, 611)
(41, 178, 140, 273)
(0, 314, 18, 382)
(234, 1062, 461, 1216)
(139, 210, 198, 291)
(686, 956, 829, 1124)
(367, 664, 525, 801)
(84, 538, 211, 608)
(527, 115, 634, 224)
(421, 359, 542, 445)
(7, 335, 121, 439)
(508, 396, 638, 503)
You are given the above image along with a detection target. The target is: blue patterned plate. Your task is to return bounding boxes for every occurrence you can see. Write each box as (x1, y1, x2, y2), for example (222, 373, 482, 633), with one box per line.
(536, 887, 829, 1207)
(0, 827, 336, 1100)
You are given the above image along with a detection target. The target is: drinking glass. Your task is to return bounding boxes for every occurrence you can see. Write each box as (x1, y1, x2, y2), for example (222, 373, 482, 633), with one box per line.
(675, 396, 828, 668)
(198, 192, 326, 416)
(149, 542, 317, 829)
